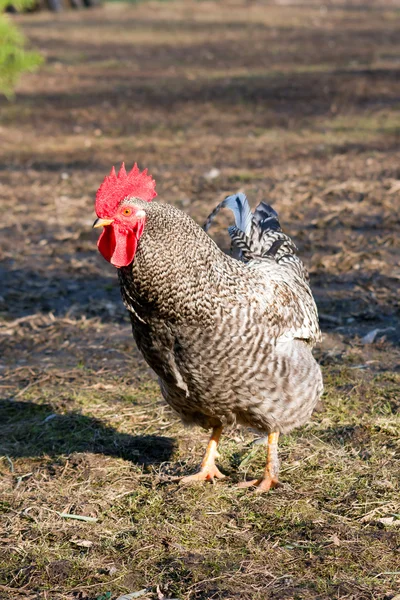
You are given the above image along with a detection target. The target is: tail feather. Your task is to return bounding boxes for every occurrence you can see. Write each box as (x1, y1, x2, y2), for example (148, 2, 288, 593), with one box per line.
(204, 194, 309, 281)
(264, 238, 287, 257)
(203, 193, 252, 236)
(228, 227, 287, 262)
(252, 202, 281, 236)
(227, 226, 256, 261)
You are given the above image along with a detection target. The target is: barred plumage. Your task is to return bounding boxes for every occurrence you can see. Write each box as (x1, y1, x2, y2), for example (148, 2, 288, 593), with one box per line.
(206, 194, 310, 281)
(116, 193, 323, 489)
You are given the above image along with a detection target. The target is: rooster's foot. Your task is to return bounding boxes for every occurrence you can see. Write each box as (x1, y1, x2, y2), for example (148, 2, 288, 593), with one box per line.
(238, 431, 281, 493)
(180, 465, 225, 485)
(238, 475, 281, 493)
(180, 425, 225, 485)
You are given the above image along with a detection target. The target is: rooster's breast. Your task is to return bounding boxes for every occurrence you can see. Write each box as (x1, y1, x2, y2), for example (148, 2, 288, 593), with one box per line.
(130, 306, 322, 436)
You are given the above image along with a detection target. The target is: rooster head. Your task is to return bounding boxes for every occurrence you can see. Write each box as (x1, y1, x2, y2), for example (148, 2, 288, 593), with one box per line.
(93, 163, 157, 268)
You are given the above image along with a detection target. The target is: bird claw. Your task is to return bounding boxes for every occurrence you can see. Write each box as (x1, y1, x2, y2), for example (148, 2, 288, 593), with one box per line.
(179, 465, 226, 485)
(238, 476, 281, 493)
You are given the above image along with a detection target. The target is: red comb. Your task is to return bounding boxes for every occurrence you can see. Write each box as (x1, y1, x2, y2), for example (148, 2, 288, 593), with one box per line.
(95, 163, 157, 217)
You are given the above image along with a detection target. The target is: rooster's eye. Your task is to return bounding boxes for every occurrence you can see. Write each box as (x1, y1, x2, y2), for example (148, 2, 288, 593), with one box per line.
(122, 208, 132, 216)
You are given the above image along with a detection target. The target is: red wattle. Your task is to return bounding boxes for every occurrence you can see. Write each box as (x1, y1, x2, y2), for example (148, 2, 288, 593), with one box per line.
(97, 222, 143, 268)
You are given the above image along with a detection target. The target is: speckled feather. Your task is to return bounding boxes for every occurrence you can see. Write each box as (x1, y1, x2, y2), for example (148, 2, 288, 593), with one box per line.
(118, 198, 323, 434)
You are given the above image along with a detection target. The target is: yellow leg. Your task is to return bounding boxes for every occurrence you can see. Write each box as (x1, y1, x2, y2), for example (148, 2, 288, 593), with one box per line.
(180, 426, 225, 485)
(238, 431, 281, 493)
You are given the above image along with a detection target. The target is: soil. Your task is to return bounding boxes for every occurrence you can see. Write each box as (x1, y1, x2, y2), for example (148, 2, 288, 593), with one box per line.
(0, 2, 399, 599)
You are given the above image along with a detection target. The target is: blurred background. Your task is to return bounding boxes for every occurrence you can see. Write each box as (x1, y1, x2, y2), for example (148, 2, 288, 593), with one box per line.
(1, 1, 399, 598)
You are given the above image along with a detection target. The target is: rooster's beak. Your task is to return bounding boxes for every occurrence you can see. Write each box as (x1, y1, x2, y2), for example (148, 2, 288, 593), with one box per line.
(93, 218, 114, 228)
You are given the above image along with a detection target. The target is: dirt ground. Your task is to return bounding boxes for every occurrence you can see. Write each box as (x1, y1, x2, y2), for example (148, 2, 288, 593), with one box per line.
(0, 1, 399, 599)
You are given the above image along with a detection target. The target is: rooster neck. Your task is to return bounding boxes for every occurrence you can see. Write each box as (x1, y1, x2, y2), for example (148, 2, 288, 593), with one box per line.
(117, 202, 238, 324)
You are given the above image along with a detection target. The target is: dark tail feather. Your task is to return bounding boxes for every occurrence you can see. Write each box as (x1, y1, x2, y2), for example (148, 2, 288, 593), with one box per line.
(245, 201, 309, 281)
(252, 202, 282, 235)
(251, 202, 297, 257)
(205, 195, 309, 281)
(262, 238, 286, 258)
(252, 205, 309, 280)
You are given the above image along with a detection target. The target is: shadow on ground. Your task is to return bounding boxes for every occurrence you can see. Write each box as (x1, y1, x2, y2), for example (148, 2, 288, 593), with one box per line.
(0, 262, 124, 321)
(0, 399, 175, 464)
(2, 67, 399, 137)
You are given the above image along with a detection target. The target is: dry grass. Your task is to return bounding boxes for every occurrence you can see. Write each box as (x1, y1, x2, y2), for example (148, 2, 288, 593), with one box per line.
(0, 1, 400, 599)
(1, 366, 399, 599)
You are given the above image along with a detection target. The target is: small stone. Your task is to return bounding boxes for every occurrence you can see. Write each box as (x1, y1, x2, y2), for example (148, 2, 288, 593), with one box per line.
(71, 539, 93, 548)
(204, 168, 220, 180)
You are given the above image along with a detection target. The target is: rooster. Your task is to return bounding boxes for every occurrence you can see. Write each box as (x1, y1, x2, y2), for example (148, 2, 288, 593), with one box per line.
(93, 163, 323, 492)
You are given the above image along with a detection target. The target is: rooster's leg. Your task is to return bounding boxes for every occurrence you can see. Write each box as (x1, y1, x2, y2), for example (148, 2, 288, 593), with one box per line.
(180, 425, 225, 484)
(238, 431, 281, 493)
